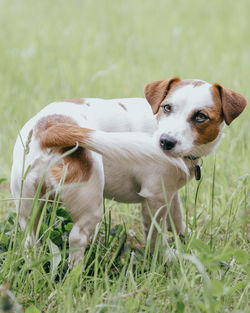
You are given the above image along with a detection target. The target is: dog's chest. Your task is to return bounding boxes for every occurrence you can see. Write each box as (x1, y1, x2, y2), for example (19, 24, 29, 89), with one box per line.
(102, 157, 189, 204)
(103, 158, 142, 203)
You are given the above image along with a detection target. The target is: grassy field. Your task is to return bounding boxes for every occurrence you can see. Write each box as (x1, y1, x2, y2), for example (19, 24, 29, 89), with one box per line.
(0, 0, 249, 312)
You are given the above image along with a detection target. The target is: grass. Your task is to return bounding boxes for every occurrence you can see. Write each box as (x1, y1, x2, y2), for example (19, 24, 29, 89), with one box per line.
(0, 0, 249, 312)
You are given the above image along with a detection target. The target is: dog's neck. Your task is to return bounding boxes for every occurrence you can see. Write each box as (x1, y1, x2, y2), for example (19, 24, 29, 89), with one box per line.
(182, 126, 225, 180)
(184, 155, 200, 161)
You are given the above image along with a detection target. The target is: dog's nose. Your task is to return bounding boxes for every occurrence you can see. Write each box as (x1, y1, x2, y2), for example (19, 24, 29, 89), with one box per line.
(159, 134, 177, 150)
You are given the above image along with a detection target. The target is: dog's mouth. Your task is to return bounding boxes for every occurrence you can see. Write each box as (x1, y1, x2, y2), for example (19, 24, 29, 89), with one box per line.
(160, 142, 195, 159)
(161, 149, 182, 158)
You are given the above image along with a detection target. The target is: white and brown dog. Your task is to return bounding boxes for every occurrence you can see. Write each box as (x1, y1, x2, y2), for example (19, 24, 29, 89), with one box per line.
(11, 77, 247, 264)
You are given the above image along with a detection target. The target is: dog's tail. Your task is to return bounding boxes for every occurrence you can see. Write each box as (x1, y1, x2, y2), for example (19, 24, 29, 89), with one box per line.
(40, 123, 188, 173)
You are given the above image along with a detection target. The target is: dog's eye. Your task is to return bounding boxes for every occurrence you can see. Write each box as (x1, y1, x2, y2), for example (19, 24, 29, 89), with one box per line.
(194, 112, 208, 122)
(162, 104, 172, 113)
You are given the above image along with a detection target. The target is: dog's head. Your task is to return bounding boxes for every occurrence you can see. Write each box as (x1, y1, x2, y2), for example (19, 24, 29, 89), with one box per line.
(145, 77, 247, 157)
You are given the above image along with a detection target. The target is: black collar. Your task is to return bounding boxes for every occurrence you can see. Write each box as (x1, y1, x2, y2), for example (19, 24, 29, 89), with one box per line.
(184, 155, 200, 161)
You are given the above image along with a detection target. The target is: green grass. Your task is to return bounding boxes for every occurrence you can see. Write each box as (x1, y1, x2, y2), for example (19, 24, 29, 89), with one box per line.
(0, 0, 249, 312)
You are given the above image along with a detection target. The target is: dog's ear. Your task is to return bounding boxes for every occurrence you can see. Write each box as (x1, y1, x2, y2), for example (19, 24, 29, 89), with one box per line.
(213, 84, 247, 125)
(144, 77, 181, 114)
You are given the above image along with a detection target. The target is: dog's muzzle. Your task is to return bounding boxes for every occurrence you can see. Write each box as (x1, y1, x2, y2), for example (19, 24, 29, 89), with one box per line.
(159, 134, 177, 151)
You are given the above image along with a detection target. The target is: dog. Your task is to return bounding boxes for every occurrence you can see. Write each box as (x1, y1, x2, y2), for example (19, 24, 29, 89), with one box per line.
(11, 77, 247, 264)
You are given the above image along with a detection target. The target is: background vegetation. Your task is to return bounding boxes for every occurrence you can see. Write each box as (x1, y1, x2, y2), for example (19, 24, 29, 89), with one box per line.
(0, 0, 249, 312)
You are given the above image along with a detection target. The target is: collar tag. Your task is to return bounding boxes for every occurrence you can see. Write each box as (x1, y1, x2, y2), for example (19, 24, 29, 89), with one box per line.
(195, 165, 201, 180)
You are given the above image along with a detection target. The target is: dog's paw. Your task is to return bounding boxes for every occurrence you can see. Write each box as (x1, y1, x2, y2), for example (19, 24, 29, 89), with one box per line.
(179, 228, 191, 243)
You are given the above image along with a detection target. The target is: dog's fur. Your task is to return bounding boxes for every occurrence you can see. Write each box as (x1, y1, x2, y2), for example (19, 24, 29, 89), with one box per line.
(11, 77, 247, 264)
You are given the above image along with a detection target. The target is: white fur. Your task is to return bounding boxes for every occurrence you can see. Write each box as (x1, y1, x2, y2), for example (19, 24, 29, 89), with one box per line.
(11, 82, 225, 264)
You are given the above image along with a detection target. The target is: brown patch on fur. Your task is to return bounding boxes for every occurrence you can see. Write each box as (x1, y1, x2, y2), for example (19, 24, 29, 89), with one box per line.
(146, 78, 206, 117)
(192, 88, 223, 144)
(85, 102, 91, 107)
(35, 114, 76, 139)
(167, 79, 205, 96)
(40, 123, 93, 149)
(51, 146, 92, 184)
(36, 115, 93, 184)
(212, 84, 247, 125)
(144, 77, 181, 114)
(118, 102, 127, 111)
(192, 80, 205, 87)
(57, 98, 85, 104)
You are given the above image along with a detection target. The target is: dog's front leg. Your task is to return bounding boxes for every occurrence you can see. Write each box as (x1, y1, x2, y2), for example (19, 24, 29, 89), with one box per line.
(141, 199, 168, 252)
(141, 191, 186, 252)
(166, 191, 185, 235)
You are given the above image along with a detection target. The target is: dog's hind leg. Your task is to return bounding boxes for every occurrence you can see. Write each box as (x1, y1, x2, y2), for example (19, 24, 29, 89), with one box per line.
(11, 175, 42, 249)
(67, 197, 103, 265)
(52, 151, 104, 265)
